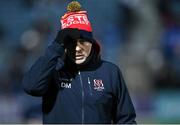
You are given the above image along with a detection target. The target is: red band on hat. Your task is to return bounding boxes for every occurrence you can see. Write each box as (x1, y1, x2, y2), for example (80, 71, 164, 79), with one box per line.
(61, 11, 92, 32)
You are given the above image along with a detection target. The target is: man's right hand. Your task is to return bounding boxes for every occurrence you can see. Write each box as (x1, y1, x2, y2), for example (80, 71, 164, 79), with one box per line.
(54, 28, 81, 47)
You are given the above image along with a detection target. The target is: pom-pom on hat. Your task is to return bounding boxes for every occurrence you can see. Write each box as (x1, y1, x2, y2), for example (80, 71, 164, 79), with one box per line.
(60, 1, 93, 42)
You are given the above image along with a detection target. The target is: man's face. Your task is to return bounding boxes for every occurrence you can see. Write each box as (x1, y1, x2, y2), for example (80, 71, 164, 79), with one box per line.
(65, 39, 92, 64)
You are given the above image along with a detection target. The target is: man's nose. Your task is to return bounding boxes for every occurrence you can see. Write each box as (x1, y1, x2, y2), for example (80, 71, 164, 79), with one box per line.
(76, 45, 81, 51)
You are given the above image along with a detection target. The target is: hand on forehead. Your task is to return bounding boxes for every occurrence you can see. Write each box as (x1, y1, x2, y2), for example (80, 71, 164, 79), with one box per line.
(65, 38, 92, 48)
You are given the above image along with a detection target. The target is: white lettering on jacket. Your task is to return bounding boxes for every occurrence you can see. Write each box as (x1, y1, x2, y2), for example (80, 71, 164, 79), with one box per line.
(61, 82, 71, 89)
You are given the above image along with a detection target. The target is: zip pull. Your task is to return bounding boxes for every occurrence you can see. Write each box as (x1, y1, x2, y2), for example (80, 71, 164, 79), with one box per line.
(88, 77, 90, 84)
(88, 77, 93, 96)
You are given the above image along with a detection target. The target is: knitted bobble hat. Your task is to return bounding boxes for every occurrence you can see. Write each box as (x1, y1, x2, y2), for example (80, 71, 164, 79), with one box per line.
(60, 1, 93, 42)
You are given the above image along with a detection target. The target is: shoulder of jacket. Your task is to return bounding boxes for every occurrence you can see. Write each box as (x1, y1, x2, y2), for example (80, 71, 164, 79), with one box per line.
(101, 60, 120, 71)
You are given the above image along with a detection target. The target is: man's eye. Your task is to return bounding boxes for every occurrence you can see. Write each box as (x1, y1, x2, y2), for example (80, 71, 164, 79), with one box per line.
(80, 41, 85, 45)
(79, 40, 85, 44)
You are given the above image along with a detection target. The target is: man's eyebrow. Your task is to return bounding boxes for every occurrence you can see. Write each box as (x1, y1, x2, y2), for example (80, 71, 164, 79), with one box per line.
(78, 39, 86, 42)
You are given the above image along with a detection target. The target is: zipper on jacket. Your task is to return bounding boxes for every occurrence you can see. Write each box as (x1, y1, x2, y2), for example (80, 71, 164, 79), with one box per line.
(88, 77, 93, 96)
(78, 71, 84, 124)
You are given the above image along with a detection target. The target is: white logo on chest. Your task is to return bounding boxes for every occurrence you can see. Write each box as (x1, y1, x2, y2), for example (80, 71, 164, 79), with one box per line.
(61, 82, 71, 89)
(93, 79, 104, 91)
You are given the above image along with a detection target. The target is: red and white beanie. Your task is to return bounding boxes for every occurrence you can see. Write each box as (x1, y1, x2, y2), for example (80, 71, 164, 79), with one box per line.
(60, 1, 94, 41)
(61, 10, 92, 32)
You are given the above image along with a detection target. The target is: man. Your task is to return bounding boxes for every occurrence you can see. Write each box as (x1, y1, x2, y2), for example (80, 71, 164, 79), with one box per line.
(22, 1, 136, 124)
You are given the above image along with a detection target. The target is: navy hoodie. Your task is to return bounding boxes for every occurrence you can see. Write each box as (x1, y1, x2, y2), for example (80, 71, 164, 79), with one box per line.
(22, 41, 136, 124)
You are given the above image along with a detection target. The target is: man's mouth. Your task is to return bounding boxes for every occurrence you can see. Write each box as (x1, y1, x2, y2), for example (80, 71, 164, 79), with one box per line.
(76, 55, 84, 60)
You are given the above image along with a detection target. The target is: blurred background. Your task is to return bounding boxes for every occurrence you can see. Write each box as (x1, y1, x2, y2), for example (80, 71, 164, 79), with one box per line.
(0, 0, 180, 124)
